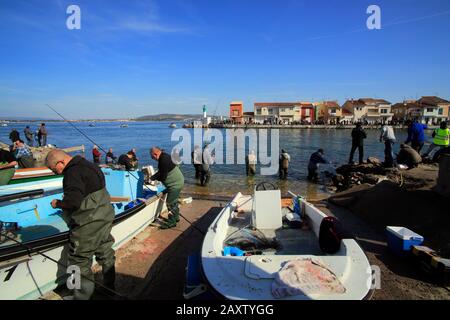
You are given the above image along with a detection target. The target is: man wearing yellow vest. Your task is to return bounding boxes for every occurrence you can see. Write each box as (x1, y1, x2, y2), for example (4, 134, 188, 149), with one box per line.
(423, 121, 449, 158)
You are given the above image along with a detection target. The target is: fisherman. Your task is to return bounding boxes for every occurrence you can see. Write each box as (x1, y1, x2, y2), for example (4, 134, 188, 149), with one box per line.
(38, 123, 48, 146)
(245, 150, 257, 176)
(24, 126, 34, 147)
(149, 146, 185, 229)
(105, 148, 117, 164)
(200, 143, 214, 186)
(422, 121, 449, 158)
(117, 151, 134, 171)
(279, 149, 290, 180)
(12, 139, 34, 168)
(380, 124, 396, 167)
(397, 144, 422, 169)
(307, 149, 329, 182)
(348, 122, 367, 165)
(0, 149, 18, 186)
(128, 148, 138, 169)
(191, 145, 202, 179)
(45, 149, 116, 300)
(9, 128, 20, 144)
(92, 145, 102, 164)
(405, 119, 427, 153)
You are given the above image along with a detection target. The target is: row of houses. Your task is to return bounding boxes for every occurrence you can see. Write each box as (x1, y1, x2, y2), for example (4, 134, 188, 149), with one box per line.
(228, 96, 450, 125)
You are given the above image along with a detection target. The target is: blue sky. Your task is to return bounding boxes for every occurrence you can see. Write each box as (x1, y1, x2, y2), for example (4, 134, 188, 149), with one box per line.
(1, 0, 450, 119)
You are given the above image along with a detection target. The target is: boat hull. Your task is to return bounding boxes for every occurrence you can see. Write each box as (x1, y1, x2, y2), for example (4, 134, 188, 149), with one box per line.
(0, 194, 167, 300)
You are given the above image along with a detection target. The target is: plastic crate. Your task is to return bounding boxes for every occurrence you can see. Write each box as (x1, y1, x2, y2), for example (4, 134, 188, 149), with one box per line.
(386, 226, 424, 256)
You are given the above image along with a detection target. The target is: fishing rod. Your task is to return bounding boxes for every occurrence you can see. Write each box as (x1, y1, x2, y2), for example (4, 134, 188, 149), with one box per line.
(45, 104, 206, 235)
(46, 104, 110, 156)
(0, 222, 126, 300)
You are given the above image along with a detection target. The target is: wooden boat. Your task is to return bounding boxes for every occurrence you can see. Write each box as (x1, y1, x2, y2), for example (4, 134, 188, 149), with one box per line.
(8, 167, 60, 185)
(0, 168, 166, 300)
(200, 185, 373, 300)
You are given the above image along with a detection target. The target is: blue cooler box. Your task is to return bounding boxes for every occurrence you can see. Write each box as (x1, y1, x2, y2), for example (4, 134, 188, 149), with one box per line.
(386, 226, 424, 256)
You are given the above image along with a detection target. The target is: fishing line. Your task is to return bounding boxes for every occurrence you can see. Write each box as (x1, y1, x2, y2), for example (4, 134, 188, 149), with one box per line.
(0, 224, 126, 300)
(46, 104, 205, 234)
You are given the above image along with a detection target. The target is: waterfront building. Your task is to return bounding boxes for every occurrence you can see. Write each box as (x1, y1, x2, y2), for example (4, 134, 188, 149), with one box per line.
(342, 98, 393, 124)
(314, 101, 342, 124)
(229, 101, 244, 124)
(392, 96, 450, 124)
(253, 102, 315, 124)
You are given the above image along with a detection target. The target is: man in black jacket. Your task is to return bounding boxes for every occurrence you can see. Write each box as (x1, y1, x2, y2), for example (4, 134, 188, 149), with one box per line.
(348, 123, 367, 165)
(46, 150, 116, 300)
(118, 152, 134, 170)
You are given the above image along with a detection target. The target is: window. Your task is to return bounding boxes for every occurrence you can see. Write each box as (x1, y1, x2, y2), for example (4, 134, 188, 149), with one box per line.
(257, 109, 262, 115)
(280, 108, 285, 112)
(438, 108, 443, 115)
(268, 109, 274, 115)
(381, 109, 387, 114)
(305, 109, 310, 116)
(426, 108, 434, 113)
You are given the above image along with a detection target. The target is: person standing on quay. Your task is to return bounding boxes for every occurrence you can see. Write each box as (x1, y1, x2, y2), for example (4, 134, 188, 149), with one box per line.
(380, 124, 396, 168)
(348, 123, 367, 165)
(405, 119, 427, 153)
(24, 126, 34, 147)
(422, 121, 449, 158)
(46, 149, 116, 300)
(150, 146, 185, 229)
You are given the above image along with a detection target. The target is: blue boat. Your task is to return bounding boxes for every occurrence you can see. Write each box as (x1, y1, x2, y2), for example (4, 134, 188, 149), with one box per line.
(0, 168, 166, 300)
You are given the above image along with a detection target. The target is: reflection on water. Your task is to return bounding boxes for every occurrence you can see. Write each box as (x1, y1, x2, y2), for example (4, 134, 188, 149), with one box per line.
(1, 122, 410, 199)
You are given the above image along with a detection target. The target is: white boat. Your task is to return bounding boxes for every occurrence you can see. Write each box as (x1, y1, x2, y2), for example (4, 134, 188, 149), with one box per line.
(169, 123, 177, 128)
(0, 168, 166, 300)
(200, 185, 373, 300)
(120, 124, 128, 128)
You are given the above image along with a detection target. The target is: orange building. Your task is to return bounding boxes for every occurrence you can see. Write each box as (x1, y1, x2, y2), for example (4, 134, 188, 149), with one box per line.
(230, 101, 244, 124)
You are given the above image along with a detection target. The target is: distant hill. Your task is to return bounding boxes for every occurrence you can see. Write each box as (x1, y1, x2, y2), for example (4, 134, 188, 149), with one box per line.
(135, 114, 203, 121)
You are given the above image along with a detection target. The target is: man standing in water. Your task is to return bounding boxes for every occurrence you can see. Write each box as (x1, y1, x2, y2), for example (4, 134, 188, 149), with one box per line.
(200, 143, 214, 186)
(39, 123, 48, 146)
(46, 149, 116, 300)
(279, 149, 290, 180)
(348, 123, 367, 165)
(246, 150, 257, 176)
(150, 147, 185, 229)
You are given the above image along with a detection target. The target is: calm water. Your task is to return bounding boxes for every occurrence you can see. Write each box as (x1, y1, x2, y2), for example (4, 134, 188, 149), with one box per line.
(1, 121, 411, 199)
